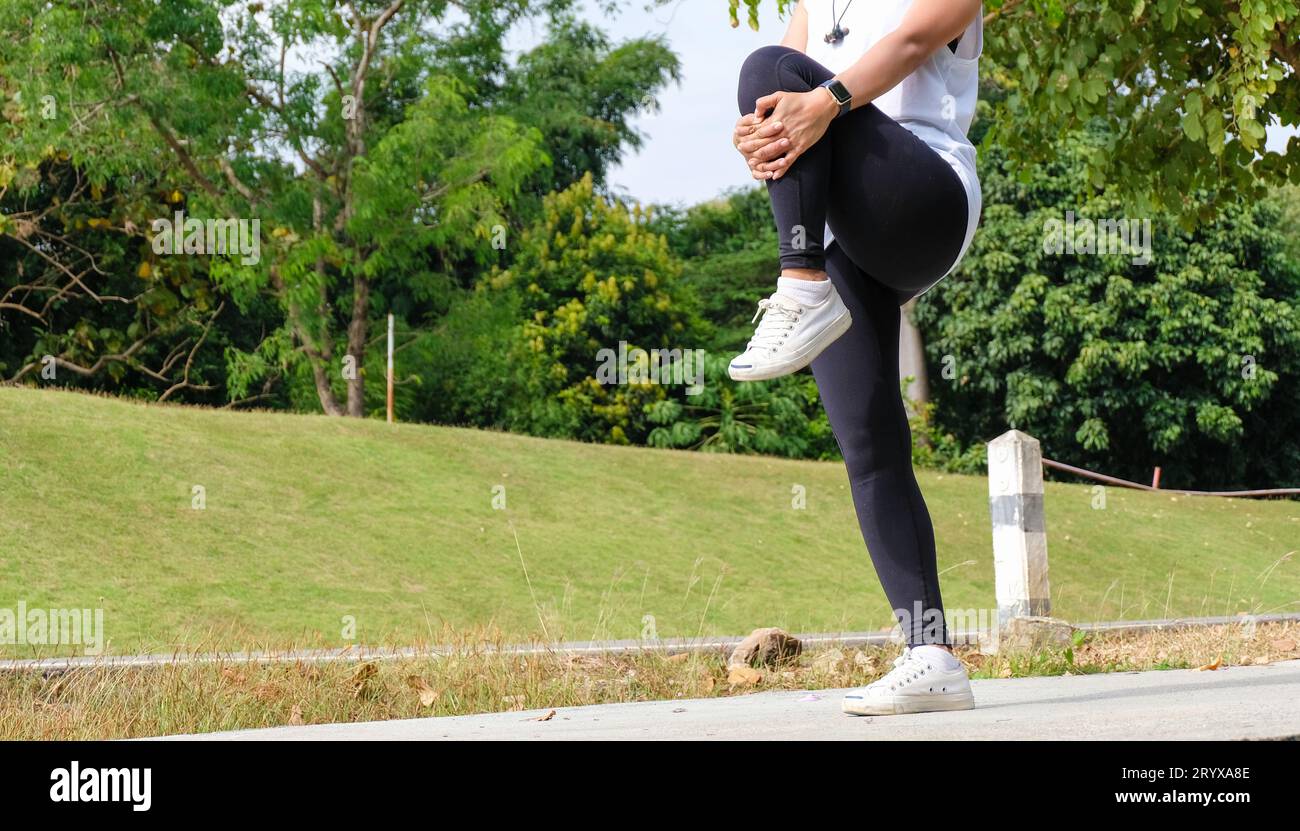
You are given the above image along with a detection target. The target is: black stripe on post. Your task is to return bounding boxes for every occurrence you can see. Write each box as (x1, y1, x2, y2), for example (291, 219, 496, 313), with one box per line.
(989, 493, 1045, 532)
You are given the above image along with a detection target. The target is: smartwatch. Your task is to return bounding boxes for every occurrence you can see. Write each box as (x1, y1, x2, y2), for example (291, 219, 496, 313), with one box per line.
(819, 79, 852, 118)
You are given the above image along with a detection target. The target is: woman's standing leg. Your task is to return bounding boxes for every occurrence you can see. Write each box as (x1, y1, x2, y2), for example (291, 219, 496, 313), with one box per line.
(736, 45, 969, 645)
(812, 244, 949, 646)
(735, 43, 974, 712)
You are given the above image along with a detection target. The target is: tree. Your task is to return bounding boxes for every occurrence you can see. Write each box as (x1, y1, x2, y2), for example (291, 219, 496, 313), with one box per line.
(484, 173, 704, 443)
(914, 133, 1300, 489)
(1, 0, 562, 414)
(648, 185, 780, 349)
(495, 15, 682, 197)
(2, 0, 677, 418)
(0, 155, 233, 399)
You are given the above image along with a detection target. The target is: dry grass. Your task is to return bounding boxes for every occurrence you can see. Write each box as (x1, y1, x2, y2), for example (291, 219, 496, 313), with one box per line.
(2, 621, 1296, 740)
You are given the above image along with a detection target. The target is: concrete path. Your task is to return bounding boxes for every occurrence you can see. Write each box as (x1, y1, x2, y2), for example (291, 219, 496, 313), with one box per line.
(170, 659, 1300, 741)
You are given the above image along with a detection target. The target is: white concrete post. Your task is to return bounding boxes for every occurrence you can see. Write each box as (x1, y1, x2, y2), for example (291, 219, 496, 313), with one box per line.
(987, 429, 1051, 627)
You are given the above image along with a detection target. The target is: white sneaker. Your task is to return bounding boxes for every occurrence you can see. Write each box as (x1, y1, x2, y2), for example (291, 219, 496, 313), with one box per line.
(842, 647, 975, 716)
(728, 286, 852, 382)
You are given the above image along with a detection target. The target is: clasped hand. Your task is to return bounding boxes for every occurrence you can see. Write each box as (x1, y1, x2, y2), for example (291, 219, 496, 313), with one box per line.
(731, 89, 838, 181)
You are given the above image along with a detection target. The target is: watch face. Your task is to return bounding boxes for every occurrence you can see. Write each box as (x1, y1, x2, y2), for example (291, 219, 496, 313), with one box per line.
(830, 82, 851, 105)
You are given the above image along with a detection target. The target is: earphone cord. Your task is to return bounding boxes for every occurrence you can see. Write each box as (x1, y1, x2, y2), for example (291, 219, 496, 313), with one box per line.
(831, 0, 855, 31)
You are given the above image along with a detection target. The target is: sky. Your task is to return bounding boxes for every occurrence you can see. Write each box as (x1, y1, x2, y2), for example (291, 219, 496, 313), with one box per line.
(588, 0, 778, 206)
(512, 0, 1299, 209)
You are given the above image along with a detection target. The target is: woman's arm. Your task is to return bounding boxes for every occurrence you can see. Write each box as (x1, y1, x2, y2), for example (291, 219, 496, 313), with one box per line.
(832, 0, 981, 113)
(780, 1, 809, 52)
(753, 0, 982, 179)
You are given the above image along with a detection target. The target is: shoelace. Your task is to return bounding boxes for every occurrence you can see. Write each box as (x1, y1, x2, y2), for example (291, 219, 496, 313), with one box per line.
(746, 295, 803, 353)
(868, 648, 933, 692)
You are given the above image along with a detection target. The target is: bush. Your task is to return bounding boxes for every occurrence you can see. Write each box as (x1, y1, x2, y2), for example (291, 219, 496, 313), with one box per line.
(398, 290, 521, 427)
(646, 353, 837, 459)
(483, 173, 705, 444)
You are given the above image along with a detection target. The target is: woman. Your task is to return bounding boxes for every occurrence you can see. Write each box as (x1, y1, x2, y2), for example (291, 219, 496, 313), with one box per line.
(731, 0, 983, 716)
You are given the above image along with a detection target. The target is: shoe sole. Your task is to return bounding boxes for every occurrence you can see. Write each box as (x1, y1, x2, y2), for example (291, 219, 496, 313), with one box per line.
(728, 308, 853, 382)
(841, 690, 975, 717)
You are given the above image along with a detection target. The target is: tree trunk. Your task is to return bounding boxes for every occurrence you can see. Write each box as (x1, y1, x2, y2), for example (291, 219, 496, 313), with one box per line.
(274, 263, 344, 416)
(311, 361, 345, 416)
(898, 298, 930, 410)
(345, 275, 370, 417)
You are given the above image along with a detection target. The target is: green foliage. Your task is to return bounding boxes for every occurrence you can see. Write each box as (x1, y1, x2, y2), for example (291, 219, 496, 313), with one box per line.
(484, 173, 705, 443)
(496, 15, 683, 196)
(648, 187, 780, 349)
(1, 0, 679, 415)
(1278, 184, 1300, 271)
(646, 353, 837, 457)
(0, 156, 270, 401)
(901, 378, 988, 474)
(982, 0, 1300, 222)
(915, 138, 1300, 489)
(396, 290, 522, 427)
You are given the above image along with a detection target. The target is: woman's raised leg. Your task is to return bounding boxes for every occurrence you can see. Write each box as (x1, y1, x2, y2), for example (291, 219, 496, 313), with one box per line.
(736, 45, 836, 272)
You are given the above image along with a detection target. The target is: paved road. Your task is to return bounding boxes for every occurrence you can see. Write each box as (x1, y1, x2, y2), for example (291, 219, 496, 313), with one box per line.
(172, 659, 1300, 741)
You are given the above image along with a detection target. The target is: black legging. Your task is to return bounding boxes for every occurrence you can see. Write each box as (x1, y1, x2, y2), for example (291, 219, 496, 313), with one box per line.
(738, 45, 969, 645)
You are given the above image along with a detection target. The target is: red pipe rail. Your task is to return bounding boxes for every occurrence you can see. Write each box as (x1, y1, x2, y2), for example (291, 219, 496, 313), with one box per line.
(1041, 458, 1300, 499)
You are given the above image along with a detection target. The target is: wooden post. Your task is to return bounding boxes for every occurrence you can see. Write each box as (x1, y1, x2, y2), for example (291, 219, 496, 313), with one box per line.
(386, 313, 394, 424)
(1151, 466, 1161, 489)
(987, 430, 1052, 627)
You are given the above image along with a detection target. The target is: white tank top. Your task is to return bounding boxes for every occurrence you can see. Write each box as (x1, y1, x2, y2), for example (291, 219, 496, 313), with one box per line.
(803, 0, 982, 285)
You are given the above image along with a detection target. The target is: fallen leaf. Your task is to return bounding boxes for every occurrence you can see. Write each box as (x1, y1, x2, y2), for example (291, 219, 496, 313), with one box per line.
(1195, 657, 1222, 671)
(1253, 656, 1271, 666)
(406, 675, 438, 707)
(350, 662, 378, 697)
(530, 709, 557, 722)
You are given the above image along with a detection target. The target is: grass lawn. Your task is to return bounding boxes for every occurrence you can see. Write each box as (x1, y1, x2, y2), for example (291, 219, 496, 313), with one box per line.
(0, 386, 1296, 656)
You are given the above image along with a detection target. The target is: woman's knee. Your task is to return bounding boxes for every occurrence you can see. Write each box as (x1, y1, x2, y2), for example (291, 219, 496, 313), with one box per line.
(737, 45, 809, 114)
(840, 432, 896, 481)
(741, 44, 798, 78)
